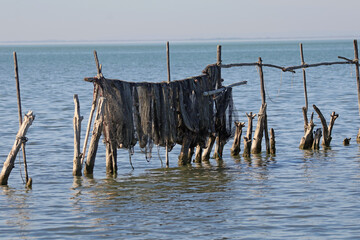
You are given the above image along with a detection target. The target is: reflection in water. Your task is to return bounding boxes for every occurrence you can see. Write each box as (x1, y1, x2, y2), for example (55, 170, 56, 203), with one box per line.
(0, 186, 31, 239)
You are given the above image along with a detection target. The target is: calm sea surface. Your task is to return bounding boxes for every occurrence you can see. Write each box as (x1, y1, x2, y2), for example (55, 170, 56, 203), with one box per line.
(0, 40, 359, 239)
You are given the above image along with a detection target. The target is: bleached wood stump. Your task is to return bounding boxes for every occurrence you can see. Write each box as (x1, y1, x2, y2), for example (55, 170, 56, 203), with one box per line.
(243, 112, 256, 157)
(251, 103, 267, 154)
(73, 95, 83, 176)
(202, 135, 216, 162)
(231, 121, 245, 156)
(0, 111, 35, 185)
(194, 145, 202, 163)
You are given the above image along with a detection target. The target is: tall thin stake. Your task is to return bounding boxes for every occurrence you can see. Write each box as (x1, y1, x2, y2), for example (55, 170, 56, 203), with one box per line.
(13, 52, 30, 185)
(353, 40, 360, 140)
(258, 57, 270, 153)
(300, 43, 308, 112)
(81, 51, 102, 164)
(165, 42, 170, 167)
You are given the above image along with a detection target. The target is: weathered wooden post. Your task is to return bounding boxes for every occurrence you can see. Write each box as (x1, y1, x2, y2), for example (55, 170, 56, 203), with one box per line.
(13, 52, 31, 187)
(270, 128, 276, 155)
(243, 112, 256, 157)
(194, 145, 202, 163)
(166, 41, 170, 167)
(84, 97, 106, 175)
(300, 43, 309, 118)
(213, 45, 226, 159)
(231, 121, 245, 156)
(251, 103, 267, 154)
(81, 84, 99, 165)
(73, 94, 83, 176)
(0, 111, 35, 185)
(254, 57, 270, 154)
(353, 40, 360, 141)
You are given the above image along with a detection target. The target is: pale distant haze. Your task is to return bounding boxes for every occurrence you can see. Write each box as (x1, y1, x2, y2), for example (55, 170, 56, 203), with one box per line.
(1, 0, 359, 43)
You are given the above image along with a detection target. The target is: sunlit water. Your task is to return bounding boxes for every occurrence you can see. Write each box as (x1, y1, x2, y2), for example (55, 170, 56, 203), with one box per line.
(0, 40, 359, 239)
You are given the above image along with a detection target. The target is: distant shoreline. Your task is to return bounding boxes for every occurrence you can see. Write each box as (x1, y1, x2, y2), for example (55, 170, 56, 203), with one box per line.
(0, 35, 358, 46)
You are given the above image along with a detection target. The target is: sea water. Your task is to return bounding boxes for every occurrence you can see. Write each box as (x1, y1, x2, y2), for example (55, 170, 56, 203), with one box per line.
(0, 40, 359, 239)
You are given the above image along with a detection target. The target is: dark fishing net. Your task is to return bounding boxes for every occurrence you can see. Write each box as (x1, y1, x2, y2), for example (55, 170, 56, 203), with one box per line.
(96, 64, 236, 159)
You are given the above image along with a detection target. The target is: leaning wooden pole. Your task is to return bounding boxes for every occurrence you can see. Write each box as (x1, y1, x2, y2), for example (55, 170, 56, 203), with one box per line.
(353, 40, 360, 141)
(73, 94, 83, 176)
(213, 45, 223, 159)
(258, 57, 270, 154)
(84, 97, 106, 175)
(0, 111, 35, 185)
(13, 52, 31, 186)
(165, 41, 170, 168)
(80, 84, 99, 165)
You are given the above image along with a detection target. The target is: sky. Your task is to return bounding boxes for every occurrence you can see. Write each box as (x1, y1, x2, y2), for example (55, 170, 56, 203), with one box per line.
(1, 0, 359, 43)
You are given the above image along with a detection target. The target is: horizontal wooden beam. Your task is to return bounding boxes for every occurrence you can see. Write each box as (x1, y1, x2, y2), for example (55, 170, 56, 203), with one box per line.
(203, 81, 247, 96)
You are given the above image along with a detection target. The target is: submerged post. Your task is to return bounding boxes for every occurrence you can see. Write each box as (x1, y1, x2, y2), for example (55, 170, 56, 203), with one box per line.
(13, 52, 31, 186)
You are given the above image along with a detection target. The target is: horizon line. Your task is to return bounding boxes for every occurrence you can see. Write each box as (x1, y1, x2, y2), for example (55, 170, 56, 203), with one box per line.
(1, 35, 359, 45)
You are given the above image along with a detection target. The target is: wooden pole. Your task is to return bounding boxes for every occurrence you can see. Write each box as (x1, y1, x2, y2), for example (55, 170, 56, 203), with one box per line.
(13, 52, 31, 186)
(84, 97, 106, 175)
(258, 57, 270, 153)
(165, 41, 170, 168)
(300, 43, 309, 113)
(217, 45, 222, 88)
(353, 40, 360, 141)
(80, 84, 99, 165)
(0, 111, 35, 185)
(73, 94, 83, 176)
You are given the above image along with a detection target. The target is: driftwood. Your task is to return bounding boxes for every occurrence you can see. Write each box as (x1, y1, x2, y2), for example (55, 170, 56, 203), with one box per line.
(299, 112, 314, 149)
(270, 128, 276, 155)
(231, 121, 245, 156)
(312, 128, 322, 150)
(202, 135, 216, 161)
(313, 105, 339, 147)
(0, 111, 35, 185)
(251, 103, 267, 154)
(84, 97, 106, 175)
(243, 112, 256, 157)
(73, 94, 83, 176)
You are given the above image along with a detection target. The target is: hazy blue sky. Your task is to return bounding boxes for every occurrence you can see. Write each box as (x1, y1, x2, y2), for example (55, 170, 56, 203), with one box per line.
(1, 0, 359, 42)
